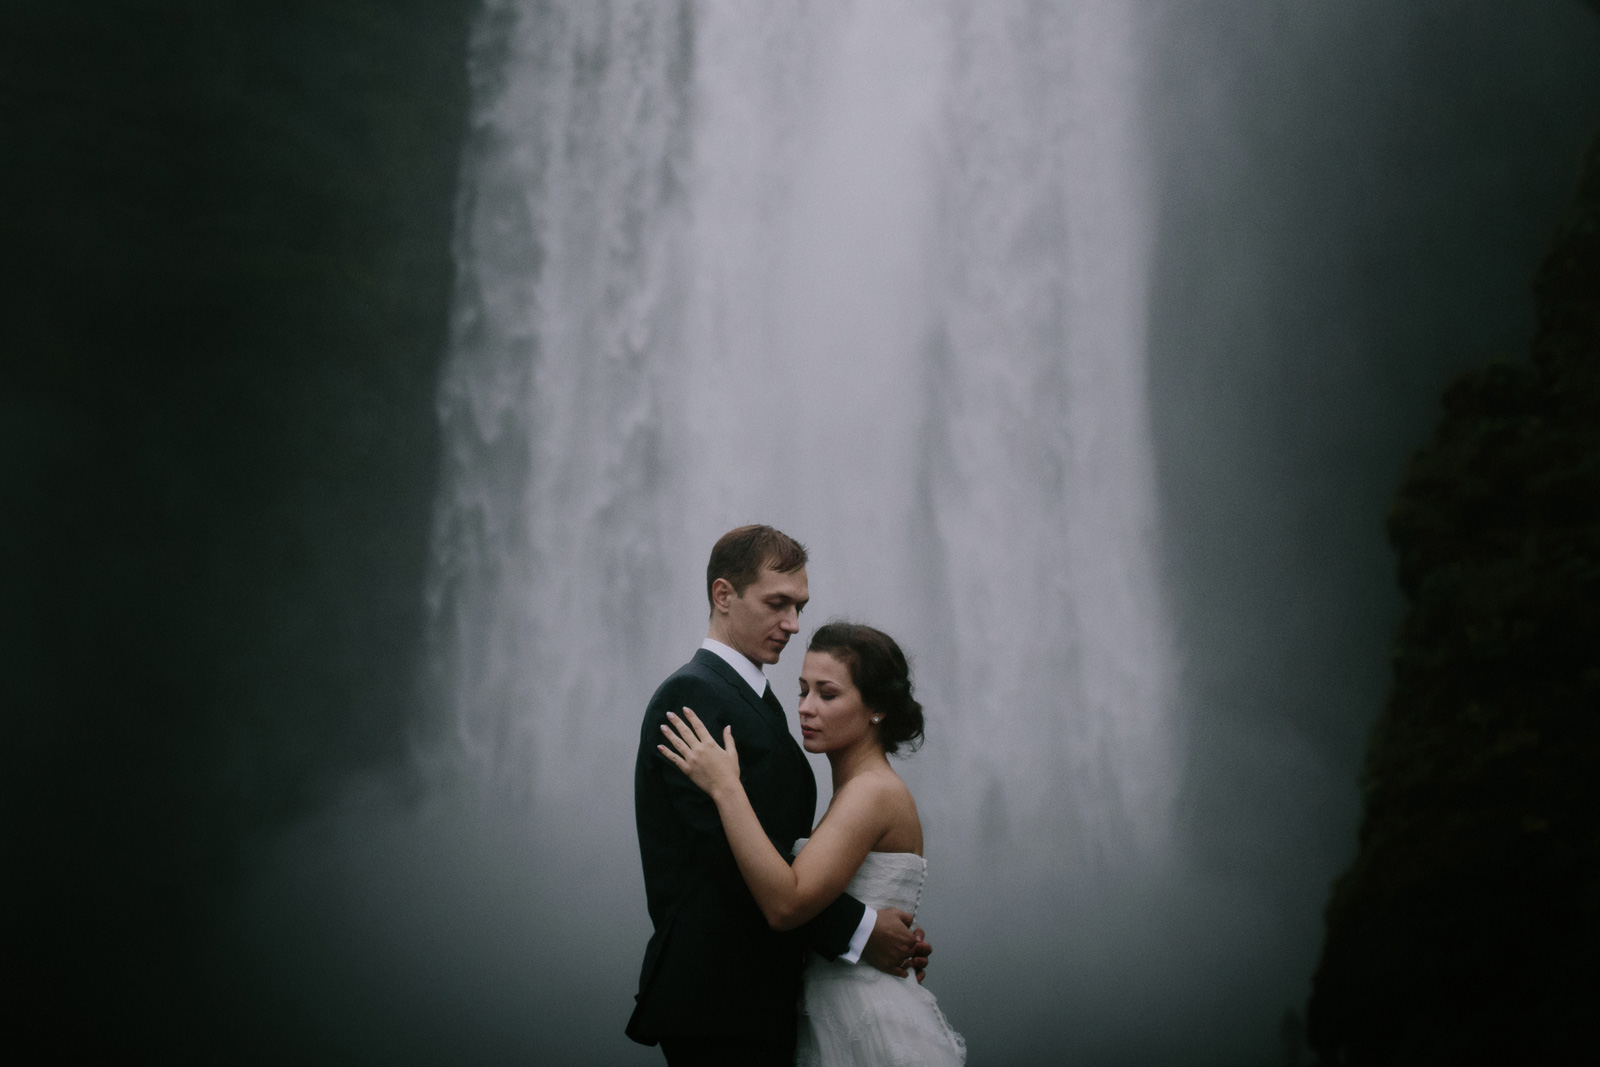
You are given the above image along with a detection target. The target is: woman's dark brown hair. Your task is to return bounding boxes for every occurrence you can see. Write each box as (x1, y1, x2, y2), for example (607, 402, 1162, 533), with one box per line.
(807, 621, 925, 755)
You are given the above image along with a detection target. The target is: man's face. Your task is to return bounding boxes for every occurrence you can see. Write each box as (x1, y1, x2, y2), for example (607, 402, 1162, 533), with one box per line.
(720, 564, 810, 666)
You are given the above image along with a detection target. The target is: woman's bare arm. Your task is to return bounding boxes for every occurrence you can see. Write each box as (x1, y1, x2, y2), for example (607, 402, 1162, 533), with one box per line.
(658, 707, 890, 931)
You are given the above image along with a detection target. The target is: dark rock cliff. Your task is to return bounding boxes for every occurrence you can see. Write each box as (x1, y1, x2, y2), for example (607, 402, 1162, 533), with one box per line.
(1307, 131, 1600, 1063)
(0, 1, 473, 1059)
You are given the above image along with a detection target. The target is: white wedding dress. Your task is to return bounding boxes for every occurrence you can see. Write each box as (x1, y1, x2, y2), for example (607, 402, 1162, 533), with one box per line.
(793, 840, 967, 1067)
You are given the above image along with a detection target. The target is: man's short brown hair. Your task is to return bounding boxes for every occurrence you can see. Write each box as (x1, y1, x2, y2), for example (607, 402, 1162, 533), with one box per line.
(706, 525, 809, 608)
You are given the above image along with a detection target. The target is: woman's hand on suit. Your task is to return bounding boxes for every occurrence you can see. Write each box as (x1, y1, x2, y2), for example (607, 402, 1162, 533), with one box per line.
(659, 707, 742, 799)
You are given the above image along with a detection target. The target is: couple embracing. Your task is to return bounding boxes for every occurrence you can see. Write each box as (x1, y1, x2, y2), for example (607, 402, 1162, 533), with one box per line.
(627, 525, 966, 1066)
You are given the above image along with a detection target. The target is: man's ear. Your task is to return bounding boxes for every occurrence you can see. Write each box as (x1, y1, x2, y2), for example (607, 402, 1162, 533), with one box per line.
(710, 576, 737, 615)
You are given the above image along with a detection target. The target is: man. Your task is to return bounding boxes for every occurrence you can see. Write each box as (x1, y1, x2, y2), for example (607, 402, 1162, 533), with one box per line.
(627, 525, 931, 1066)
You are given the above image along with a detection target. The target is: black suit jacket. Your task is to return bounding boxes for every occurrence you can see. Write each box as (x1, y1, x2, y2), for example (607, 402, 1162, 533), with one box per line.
(626, 649, 867, 1046)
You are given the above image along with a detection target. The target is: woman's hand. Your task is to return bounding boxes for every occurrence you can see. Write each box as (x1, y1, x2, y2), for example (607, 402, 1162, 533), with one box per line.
(658, 707, 742, 798)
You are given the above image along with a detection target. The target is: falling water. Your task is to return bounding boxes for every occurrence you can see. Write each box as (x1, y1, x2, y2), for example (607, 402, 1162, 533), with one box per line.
(426, 0, 1178, 1059)
(433, 0, 1172, 856)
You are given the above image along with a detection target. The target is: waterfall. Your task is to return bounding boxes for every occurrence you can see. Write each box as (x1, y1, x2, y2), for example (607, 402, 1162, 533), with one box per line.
(432, 0, 1173, 866)
(424, 0, 1178, 1056)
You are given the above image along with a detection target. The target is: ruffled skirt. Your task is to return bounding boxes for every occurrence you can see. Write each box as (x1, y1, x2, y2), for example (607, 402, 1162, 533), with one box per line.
(794, 954, 966, 1067)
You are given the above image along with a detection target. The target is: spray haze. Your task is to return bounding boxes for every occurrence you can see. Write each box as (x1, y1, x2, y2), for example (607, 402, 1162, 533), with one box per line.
(232, 2, 1600, 1065)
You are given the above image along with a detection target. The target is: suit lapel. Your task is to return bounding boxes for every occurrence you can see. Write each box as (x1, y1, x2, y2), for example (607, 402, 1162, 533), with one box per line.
(691, 649, 815, 841)
(692, 648, 790, 737)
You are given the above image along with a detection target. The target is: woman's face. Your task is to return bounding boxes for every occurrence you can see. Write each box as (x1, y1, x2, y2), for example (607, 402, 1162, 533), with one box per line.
(797, 650, 876, 754)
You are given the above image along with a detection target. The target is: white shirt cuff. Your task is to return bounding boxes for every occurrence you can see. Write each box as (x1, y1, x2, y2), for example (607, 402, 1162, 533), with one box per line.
(838, 906, 876, 964)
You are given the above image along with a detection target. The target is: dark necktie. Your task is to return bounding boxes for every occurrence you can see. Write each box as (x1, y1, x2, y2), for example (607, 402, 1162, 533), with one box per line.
(761, 683, 788, 725)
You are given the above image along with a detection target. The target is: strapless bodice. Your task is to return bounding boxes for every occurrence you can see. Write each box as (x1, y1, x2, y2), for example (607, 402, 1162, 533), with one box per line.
(793, 838, 927, 916)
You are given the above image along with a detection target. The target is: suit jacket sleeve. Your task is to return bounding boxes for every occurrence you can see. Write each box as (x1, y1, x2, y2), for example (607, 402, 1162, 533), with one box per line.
(800, 888, 867, 961)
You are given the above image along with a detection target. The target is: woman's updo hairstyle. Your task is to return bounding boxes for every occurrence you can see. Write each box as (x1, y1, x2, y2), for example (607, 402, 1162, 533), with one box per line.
(807, 621, 925, 756)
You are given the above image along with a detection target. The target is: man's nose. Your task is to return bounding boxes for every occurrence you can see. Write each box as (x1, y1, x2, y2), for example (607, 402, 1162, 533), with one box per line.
(779, 609, 799, 632)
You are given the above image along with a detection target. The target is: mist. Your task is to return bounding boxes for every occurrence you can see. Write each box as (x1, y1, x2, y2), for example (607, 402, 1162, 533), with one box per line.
(7, 2, 1598, 1065)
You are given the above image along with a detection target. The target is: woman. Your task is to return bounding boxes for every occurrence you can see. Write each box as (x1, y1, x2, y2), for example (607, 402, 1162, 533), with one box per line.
(659, 621, 966, 1067)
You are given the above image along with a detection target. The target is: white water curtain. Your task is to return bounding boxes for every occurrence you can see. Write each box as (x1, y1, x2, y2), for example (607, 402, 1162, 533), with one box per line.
(418, 17, 1178, 1057)
(432, 0, 1173, 868)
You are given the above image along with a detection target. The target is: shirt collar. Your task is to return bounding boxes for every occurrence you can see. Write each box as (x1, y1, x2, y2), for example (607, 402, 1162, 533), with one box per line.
(700, 637, 768, 697)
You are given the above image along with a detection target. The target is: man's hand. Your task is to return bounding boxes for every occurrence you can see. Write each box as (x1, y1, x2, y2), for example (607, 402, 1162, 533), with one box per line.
(861, 908, 932, 980)
(910, 925, 931, 984)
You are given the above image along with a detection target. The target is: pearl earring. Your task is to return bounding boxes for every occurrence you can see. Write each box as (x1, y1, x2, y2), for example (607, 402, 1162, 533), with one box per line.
(872, 716, 881, 724)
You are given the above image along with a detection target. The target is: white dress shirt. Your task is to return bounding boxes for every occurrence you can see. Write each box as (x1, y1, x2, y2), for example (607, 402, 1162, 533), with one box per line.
(699, 638, 876, 964)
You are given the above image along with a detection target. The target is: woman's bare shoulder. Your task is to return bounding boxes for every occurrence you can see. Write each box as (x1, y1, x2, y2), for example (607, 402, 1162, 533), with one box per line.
(836, 764, 910, 804)
(839, 766, 921, 852)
